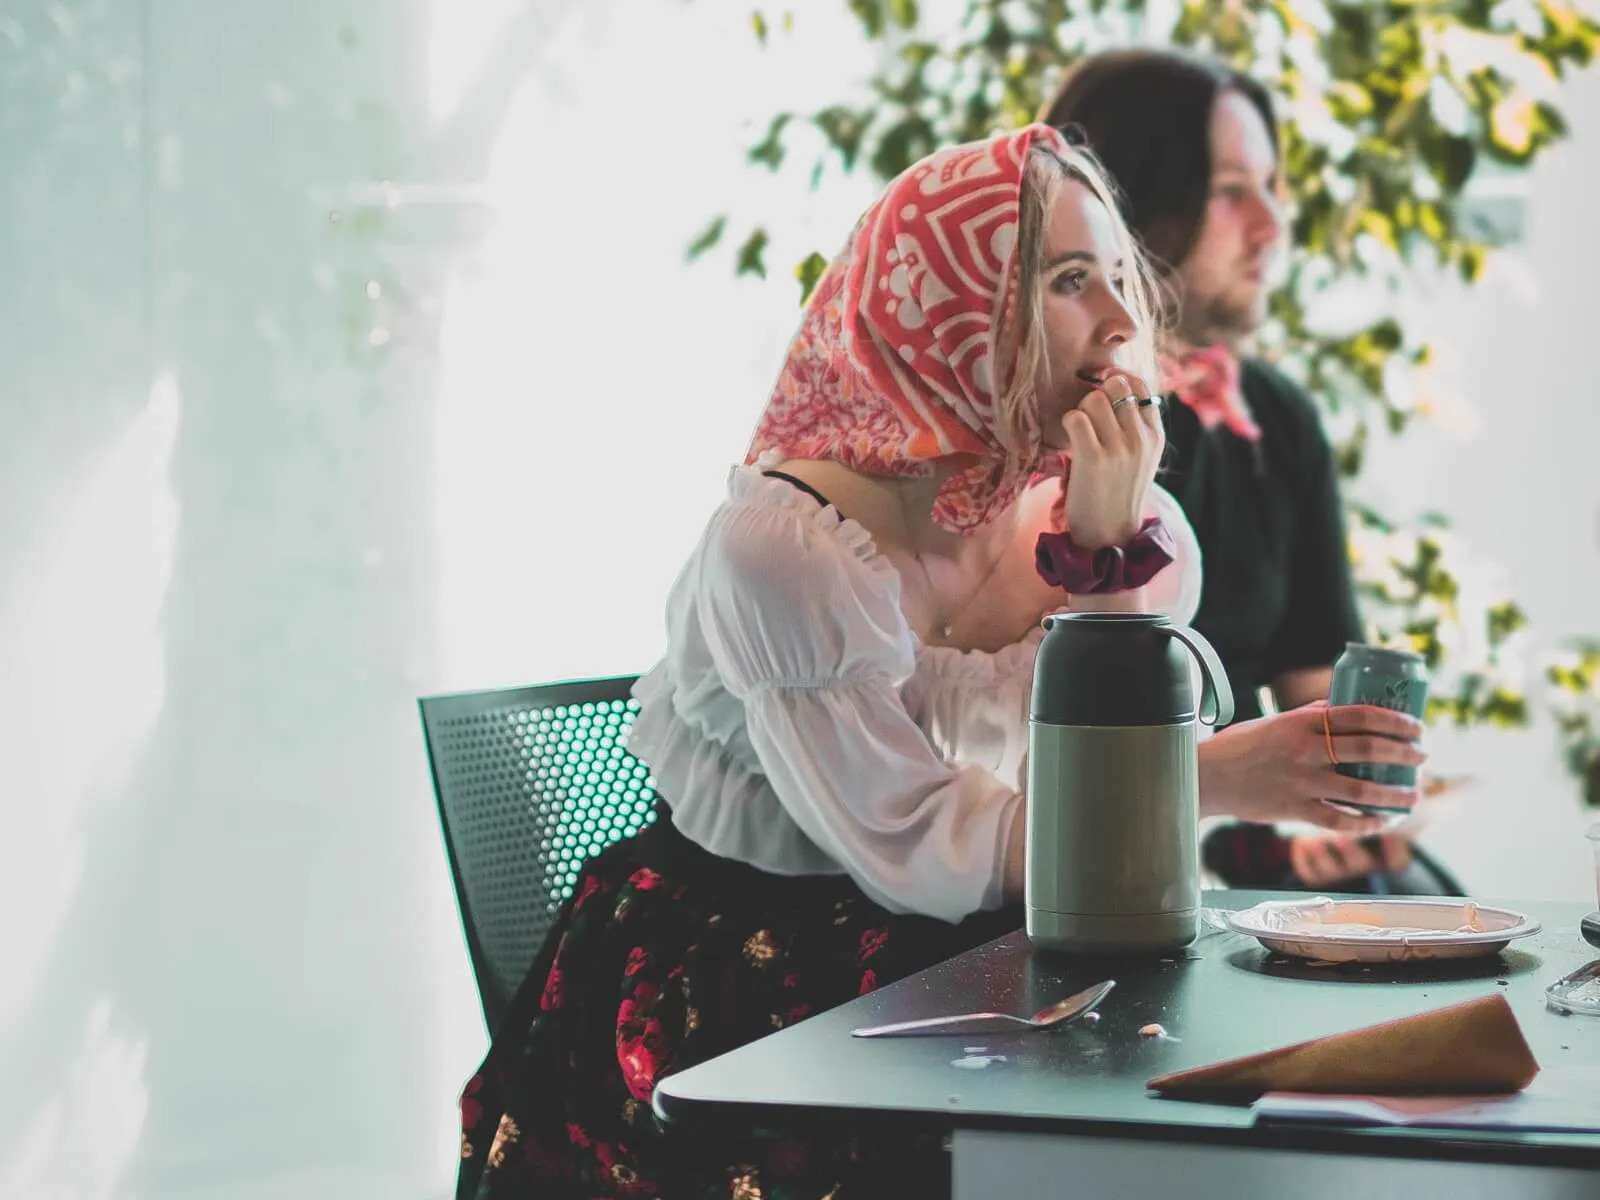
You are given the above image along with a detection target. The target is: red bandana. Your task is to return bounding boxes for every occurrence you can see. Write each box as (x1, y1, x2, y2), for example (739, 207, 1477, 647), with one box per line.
(1157, 343, 1261, 442)
(745, 124, 1075, 534)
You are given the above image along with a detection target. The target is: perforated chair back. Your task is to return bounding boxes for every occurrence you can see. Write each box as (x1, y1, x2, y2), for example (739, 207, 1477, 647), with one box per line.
(420, 676, 658, 1030)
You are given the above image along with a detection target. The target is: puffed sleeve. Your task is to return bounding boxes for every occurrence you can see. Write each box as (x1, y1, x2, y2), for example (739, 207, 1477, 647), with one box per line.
(694, 501, 1023, 922)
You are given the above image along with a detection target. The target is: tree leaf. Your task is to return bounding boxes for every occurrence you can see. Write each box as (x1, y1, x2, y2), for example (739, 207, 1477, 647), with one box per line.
(1424, 134, 1477, 192)
(749, 113, 793, 171)
(1326, 81, 1375, 121)
(813, 106, 871, 171)
(686, 215, 728, 261)
(847, 0, 886, 38)
(870, 116, 938, 180)
(1487, 601, 1529, 646)
(736, 228, 770, 279)
(795, 251, 829, 303)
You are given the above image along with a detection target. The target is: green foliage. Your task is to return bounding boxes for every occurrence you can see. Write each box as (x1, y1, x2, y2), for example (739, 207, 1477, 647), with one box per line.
(794, 250, 830, 298)
(686, 215, 729, 261)
(1547, 643, 1600, 808)
(735, 226, 771, 278)
(723, 0, 1600, 800)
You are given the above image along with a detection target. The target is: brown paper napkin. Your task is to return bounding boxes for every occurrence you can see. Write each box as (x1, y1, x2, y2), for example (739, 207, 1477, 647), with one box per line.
(1148, 994, 1539, 1098)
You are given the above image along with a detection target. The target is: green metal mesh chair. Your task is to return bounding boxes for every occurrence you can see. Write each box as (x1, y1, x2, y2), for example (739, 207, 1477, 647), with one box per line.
(420, 676, 658, 1030)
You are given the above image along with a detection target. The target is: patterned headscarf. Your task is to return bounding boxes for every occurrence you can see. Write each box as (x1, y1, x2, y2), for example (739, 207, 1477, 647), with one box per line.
(746, 124, 1079, 534)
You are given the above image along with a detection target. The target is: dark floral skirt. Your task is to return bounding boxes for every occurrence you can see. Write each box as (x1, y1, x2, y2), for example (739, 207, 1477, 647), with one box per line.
(455, 803, 1020, 1199)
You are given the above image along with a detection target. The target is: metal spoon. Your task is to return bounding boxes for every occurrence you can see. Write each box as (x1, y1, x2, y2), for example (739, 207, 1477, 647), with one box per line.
(850, 979, 1115, 1039)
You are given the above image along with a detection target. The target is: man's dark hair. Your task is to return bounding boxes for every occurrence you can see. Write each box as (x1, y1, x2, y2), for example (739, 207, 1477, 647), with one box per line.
(1039, 48, 1278, 275)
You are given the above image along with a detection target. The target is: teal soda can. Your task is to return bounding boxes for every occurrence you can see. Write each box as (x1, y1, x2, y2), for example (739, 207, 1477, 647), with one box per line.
(1327, 642, 1428, 808)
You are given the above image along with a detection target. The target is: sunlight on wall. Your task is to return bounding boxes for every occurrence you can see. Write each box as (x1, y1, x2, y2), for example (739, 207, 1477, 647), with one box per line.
(425, 0, 524, 124)
(0, 1002, 150, 1200)
(430, 0, 881, 692)
(0, 371, 179, 1197)
(0, 372, 179, 1030)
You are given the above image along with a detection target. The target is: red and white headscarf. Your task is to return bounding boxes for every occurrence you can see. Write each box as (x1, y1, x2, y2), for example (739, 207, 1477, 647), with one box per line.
(746, 124, 1078, 534)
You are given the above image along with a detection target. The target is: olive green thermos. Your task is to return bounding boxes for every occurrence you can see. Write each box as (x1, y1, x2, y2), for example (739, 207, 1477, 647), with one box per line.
(1026, 612, 1234, 954)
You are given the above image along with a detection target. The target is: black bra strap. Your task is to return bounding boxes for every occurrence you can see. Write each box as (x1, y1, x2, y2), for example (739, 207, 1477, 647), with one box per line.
(762, 469, 841, 517)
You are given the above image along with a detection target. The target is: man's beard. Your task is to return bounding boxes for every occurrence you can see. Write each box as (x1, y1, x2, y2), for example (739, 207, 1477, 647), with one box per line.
(1175, 286, 1265, 347)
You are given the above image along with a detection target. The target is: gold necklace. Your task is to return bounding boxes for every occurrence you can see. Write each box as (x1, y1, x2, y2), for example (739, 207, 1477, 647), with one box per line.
(894, 486, 1011, 643)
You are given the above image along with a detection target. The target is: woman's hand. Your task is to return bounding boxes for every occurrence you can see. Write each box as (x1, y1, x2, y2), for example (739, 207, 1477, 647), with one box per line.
(1198, 701, 1425, 831)
(1062, 372, 1164, 550)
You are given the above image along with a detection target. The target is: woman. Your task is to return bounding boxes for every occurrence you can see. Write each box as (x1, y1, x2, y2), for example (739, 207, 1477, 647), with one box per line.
(455, 125, 1423, 1200)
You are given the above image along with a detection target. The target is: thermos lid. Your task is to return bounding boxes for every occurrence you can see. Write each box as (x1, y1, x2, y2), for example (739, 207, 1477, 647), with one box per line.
(1031, 611, 1197, 727)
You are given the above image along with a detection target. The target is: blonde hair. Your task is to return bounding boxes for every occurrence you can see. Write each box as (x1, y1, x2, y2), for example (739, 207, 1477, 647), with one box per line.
(994, 141, 1165, 481)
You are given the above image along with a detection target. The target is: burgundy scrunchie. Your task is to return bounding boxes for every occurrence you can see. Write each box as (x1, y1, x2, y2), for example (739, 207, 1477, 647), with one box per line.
(1034, 517, 1177, 594)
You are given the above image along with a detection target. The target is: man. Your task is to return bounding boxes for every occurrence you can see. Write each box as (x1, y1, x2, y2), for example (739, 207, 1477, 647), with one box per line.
(1040, 49, 1439, 891)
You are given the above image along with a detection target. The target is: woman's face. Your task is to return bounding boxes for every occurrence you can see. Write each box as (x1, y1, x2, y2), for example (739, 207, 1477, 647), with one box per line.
(1033, 178, 1139, 451)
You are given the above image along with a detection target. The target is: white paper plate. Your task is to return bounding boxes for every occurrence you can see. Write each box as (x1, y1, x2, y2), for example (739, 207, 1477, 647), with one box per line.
(1226, 897, 1541, 963)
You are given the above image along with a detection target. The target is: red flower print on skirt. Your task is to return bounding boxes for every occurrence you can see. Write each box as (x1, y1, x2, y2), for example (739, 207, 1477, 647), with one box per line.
(858, 927, 888, 962)
(593, 1139, 654, 1197)
(617, 1017, 670, 1102)
(616, 980, 659, 1031)
(539, 966, 565, 1012)
(459, 1072, 484, 1131)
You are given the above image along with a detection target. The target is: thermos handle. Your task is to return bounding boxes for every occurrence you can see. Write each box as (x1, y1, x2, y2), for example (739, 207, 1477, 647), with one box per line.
(1159, 624, 1235, 727)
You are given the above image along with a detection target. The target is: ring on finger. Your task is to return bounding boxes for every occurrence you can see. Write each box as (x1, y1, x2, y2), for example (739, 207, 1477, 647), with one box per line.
(1111, 396, 1137, 412)
(1321, 708, 1340, 766)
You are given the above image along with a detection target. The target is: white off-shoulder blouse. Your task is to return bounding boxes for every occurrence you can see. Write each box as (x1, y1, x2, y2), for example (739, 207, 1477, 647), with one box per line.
(627, 456, 1203, 923)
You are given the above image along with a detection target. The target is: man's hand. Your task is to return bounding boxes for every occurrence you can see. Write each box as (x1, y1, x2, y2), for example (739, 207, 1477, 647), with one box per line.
(1289, 831, 1412, 888)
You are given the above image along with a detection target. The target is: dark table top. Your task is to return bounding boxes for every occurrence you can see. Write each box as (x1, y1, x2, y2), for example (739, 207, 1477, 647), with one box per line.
(655, 893, 1600, 1168)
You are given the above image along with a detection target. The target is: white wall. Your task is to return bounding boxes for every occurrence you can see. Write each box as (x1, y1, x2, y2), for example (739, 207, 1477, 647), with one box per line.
(0, 2, 1596, 1198)
(2, 3, 446, 1196)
